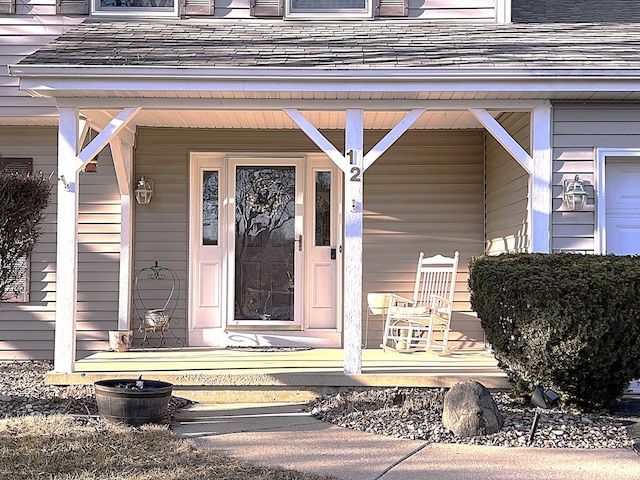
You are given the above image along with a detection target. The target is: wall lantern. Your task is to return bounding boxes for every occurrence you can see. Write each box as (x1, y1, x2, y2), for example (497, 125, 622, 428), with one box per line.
(563, 174, 588, 211)
(134, 177, 154, 204)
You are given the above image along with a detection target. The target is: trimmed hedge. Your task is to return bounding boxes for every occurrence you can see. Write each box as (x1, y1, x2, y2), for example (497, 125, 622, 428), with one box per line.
(468, 253, 640, 411)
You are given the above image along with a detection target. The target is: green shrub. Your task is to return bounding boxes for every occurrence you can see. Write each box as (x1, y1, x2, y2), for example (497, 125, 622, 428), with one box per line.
(468, 253, 640, 411)
(0, 172, 51, 301)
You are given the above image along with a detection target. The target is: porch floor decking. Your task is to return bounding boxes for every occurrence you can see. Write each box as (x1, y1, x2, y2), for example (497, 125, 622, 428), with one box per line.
(47, 347, 510, 403)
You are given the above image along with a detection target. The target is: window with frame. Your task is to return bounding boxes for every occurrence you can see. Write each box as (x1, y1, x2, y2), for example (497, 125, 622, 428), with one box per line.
(286, 0, 373, 18)
(92, 0, 178, 16)
(0, 158, 33, 303)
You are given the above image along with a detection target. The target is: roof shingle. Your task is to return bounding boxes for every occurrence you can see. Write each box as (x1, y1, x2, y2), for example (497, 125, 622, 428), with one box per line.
(17, 1, 640, 70)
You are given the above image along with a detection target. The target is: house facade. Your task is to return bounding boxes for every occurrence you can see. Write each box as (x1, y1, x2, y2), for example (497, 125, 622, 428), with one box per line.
(1, 1, 640, 374)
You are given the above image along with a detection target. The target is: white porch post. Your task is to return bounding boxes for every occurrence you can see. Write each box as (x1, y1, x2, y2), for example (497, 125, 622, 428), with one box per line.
(54, 108, 84, 373)
(343, 109, 364, 374)
(283, 107, 424, 374)
(530, 103, 552, 253)
(110, 137, 134, 330)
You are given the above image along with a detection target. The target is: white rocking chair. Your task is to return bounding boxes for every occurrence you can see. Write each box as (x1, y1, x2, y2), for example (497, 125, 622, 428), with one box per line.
(380, 251, 459, 354)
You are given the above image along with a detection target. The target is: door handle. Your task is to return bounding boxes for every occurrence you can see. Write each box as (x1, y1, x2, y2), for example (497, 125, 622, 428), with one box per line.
(294, 234, 302, 251)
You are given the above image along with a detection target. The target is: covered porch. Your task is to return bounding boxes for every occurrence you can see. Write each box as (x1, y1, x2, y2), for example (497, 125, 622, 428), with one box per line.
(15, 100, 551, 377)
(9, 22, 557, 377)
(46, 347, 509, 403)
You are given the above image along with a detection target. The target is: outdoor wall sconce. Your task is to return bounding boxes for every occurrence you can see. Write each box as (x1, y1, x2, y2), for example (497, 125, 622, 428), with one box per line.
(83, 158, 98, 173)
(563, 174, 588, 211)
(134, 177, 154, 204)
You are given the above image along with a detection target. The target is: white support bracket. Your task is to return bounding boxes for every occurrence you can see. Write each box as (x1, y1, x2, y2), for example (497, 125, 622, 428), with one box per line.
(283, 108, 347, 171)
(363, 109, 425, 171)
(77, 107, 141, 167)
(469, 108, 533, 174)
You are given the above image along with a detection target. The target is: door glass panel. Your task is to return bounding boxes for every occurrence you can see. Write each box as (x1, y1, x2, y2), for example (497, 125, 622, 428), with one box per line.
(202, 171, 219, 245)
(315, 171, 331, 246)
(235, 166, 296, 321)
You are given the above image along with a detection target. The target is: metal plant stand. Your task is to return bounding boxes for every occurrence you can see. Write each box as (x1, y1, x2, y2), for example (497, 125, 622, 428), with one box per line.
(133, 261, 184, 351)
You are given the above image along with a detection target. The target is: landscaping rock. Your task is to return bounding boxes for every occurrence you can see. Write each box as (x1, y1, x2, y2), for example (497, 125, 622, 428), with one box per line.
(442, 380, 504, 437)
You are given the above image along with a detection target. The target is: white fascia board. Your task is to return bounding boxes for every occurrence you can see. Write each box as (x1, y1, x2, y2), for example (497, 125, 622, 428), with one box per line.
(60, 98, 553, 111)
(12, 65, 640, 80)
(11, 66, 640, 97)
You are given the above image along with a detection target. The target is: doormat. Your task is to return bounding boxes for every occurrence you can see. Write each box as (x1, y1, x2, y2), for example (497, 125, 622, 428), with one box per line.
(225, 346, 313, 352)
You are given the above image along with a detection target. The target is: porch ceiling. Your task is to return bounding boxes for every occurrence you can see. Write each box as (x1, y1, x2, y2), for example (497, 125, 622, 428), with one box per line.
(84, 108, 491, 131)
(7, 89, 640, 130)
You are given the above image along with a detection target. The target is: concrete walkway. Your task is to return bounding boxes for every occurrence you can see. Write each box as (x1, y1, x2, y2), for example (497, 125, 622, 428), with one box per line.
(172, 403, 639, 480)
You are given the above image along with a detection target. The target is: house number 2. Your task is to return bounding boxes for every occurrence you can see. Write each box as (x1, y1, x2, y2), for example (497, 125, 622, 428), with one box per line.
(347, 150, 362, 182)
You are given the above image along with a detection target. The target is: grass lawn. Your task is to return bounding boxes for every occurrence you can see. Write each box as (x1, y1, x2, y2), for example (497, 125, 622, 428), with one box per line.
(0, 414, 337, 480)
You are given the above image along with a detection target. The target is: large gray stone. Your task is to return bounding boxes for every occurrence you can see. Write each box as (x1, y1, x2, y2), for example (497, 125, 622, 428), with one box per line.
(442, 380, 504, 437)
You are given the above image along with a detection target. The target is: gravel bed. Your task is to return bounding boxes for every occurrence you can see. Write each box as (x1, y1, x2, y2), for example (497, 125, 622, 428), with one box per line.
(2, 361, 637, 449)
(308, 387, 639, 449)
(0, 360, 190, 421)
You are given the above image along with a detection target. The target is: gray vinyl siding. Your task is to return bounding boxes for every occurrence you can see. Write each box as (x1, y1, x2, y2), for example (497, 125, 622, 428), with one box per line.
(0, 0, 500, 23)
(133, 127, 325, 347)
(134, 127, 486, 349)
(194, 0, 499, 18)
(76, 146, 122, 358)
(2, 125, 487, 359)
(550, 104, 640, 253)
(485, 112, 530, 254)
(0, 15, 82, 119)
(0, 126, 121, 361)
(0, 126, 58, 359)
(239, 0, 498, 19)
(407, 0, 497, 20)
(363, 129, 486, 348)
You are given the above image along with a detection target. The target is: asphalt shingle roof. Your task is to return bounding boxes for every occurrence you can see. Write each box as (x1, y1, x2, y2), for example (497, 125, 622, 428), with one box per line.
(17, 1, 640, 70)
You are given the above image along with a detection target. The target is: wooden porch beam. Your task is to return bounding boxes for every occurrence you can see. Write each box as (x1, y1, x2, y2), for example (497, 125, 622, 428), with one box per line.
(110, 138, 134, 331)
(530, 103, 552, 253)
(283, 108, 347, 171)
(469, 108, 533, 174)
(363, 108, 425, 171)
(77, 107, 141, 166)
(77, 116, 89, 153)
(471, 105, 552, 253)
(284, 107, 365, 374)
(54, 107, 84, 374)
(343, 109, 364, 375)
(110, 136, 132, 196)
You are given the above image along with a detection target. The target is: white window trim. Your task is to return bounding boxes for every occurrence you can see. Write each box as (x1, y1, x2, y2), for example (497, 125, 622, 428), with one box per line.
(496, 0, 511, 24)
(92, 0, 179, 17)
(285, 0, 373, 20)
(595, 147, 640, 254)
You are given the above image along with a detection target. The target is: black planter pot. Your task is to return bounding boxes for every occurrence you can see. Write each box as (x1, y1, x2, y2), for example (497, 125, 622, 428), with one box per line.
(94, 379, 173, 426)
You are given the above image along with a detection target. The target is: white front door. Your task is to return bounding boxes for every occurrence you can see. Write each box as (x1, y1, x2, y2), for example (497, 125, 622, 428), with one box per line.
(188, 153, 342, 347)
(605, 158, 640, 254)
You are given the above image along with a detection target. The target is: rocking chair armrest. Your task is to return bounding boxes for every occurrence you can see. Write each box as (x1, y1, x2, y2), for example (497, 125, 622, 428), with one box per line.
(431, 295, 452, 306)
(430, 295, 453, 321)
(387, 293, 414, 307)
